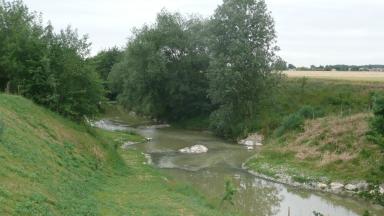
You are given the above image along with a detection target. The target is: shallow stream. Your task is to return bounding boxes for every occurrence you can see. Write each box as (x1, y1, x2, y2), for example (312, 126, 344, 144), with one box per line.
(100, 119, 384, 216)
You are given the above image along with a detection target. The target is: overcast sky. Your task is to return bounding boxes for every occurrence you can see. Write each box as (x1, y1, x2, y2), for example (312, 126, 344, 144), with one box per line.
(23, 0, 384, 66)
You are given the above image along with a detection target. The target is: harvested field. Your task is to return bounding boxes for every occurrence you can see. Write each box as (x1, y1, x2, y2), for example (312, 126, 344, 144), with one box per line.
(285, 71, 384, 82)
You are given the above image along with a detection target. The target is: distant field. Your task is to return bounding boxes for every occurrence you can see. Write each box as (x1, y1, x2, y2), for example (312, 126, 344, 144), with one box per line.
(284, 71, 384, 82)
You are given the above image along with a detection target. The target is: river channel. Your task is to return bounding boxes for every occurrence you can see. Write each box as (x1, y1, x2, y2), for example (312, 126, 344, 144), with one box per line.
(99, 119, 384, 216)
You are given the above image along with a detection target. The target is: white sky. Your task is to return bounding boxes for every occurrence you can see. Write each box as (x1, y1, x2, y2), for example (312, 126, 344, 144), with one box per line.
(23, 0, 384, 66)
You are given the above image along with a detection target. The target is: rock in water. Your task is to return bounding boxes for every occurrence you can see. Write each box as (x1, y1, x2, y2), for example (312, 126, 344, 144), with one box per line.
(238, 133, 264, 146)
(121, 141, 138, 149)
(330, 182, 344, 191)
(344, 184, 357, 191)
(246, 146, 254, 150)
(356, 181, 369, 191)
(179, 145, 208, 154)
(380, 185, 384, 194)
(317, 183, 328, 190)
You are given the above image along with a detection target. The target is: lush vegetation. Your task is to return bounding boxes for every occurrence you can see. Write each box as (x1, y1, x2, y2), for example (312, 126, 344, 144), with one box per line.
(0, 0, 104, 120)
(253, 78, 379, 135)
(109, 11, 211, 121)
(245, 80, 384, 205)
(367, 93, 384, 148)
(246, 112, 384, 185)
(109, 0, 282, 139)
(88, 47, 124, 100)
(207, 0, 281, 138)
(0, 94, 229, 215)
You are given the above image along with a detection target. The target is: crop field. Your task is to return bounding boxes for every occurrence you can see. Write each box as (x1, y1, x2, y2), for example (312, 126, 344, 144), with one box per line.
(284, 71, 384, 82)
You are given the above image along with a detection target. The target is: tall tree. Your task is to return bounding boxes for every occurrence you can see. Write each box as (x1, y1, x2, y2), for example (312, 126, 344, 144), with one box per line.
(109, 11, 211, 120)
(0, 0, 104, 120)
(208, 0, 281, 138)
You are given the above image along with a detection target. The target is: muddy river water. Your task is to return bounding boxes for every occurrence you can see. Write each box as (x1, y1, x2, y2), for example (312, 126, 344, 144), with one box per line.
(100, 119, 384, 216)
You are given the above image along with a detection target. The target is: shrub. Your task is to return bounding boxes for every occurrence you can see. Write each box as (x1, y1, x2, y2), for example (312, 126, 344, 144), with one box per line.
(275, 113, 305, 136)
(368, 93, 384, 148)
(371, 93, 384, 134)
(297, 105, 324, 119)
(275, 105, 322, 137)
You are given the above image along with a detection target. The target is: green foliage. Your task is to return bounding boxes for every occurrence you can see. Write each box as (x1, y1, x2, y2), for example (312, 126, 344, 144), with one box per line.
(88, 47, 124, 100)
(275, 105, 323, 136)
(359, 185, 384, 206)
(297, 105, 324, 119)
(208, 0, 281, 138)
(109, 11, 211, 121)
(368, 93, 384, 148)
(0, 0, 104, 120)
(0, 94, 225, 215)
(221, 180, 237, 206)
(370, 93, 384, 133)
(14, 193, 53, 216)
(363, 210, 372, 216)
(255, 79, 375, 136)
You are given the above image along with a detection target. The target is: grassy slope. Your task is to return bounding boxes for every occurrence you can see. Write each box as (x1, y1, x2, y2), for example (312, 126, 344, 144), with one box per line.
(0, 94, 226, 216)
(246, 113, 384, 183)
(246, 79, 384, 185)
(256, 78, 384, 135)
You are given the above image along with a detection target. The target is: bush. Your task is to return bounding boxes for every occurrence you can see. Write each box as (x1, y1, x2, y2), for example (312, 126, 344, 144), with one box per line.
(275, 113, 305, 136)
(368, 93, 384, 148)
(275, 105, 322, 136)
(297, 105, 324, 119)
(371, 93, 384, 134)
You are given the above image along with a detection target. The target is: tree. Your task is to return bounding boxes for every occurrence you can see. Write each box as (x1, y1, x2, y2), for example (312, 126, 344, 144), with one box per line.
(109, 11, 211, 121)
(0, 0, 104, 120)
(273, 57, 288, 71)
(88, 47, 123, 100)
(288, 64, 296, 70)
(0, 0, 45, 92)
(47, 27, 105, 119)
(208, 0, 281, 138)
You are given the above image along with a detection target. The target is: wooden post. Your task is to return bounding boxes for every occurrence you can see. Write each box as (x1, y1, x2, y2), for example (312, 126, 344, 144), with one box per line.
(288, 207, 290, 216)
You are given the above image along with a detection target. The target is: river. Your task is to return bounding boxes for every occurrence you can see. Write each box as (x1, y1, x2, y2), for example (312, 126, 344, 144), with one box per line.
(98, 119, 384, 216)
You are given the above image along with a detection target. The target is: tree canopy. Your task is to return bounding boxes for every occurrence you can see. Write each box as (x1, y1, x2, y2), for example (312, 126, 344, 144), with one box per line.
(109, 11, 211, 121)
(207, 0, 281, 138)
(0, 0, 104, 120)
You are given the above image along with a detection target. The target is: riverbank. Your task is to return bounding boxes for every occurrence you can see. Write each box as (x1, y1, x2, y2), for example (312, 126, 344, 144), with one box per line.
(244, 113, 384, 207)
(0, 94, 227, 215)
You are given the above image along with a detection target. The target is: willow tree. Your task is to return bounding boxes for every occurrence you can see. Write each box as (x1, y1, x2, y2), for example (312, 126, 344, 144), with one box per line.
(109, 11, 211, 121)
(208, 0, 281, 138)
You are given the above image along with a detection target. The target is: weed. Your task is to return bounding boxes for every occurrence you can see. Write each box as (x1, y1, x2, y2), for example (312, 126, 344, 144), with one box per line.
(221, 180, 237, 206)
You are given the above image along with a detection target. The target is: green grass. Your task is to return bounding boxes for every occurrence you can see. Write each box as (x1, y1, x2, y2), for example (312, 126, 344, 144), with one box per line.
(0, 94, 228, 215)
(257, 78, 383, 135)
(246, 113, 384, 184)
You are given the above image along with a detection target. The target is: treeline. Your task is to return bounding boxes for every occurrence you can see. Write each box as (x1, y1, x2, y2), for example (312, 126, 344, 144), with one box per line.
(0, 0, 104, 120)
(0, 0, 283, 139)
(292, 64, 384, 72)
(106, 0, 283, 138)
